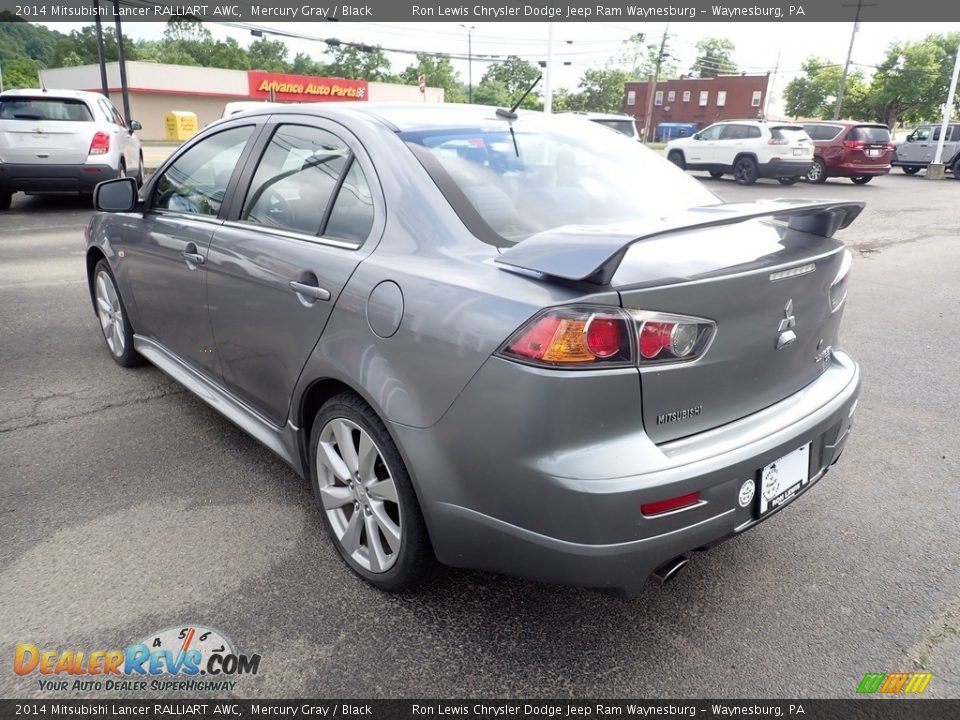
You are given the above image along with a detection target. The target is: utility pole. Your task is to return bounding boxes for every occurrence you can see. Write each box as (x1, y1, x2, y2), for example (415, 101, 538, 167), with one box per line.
(112, 0, 131, 125)
(460, 24, 475, 104)
(642, 23, 670, 143)
(834, 0, 876, 120)
(94, 1, 109, 97)
(763, 52, 781, 119)
(544, 21, 555, 113)
(928, 42, 960, 179)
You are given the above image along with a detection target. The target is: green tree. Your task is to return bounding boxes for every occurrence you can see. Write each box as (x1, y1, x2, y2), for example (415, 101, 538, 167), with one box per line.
(323, 44, 394, 81)
(247, 38, 288, 72)
(476, 55, 541, 109)
(783, 56, 868, 119)
(573, 68, 632, 113)
(399, 54, 467, 103)
(290, 52, 325, 76)
(690, 37, 737, 78)
(1, 56, 41, 89)
(616, 32, 678, 80)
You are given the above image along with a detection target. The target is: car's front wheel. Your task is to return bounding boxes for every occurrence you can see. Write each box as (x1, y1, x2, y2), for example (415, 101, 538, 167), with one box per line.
(777, 177, 800, 185)
(807, 158, 827, 184)
(951, 158, 960, 179)
(902, 166, 921, 175)
(709, 170, 724, 179)
(135, 153, 145, 187)
(851, 176, 873, 185)
(733, 156, 759, 185)
(667, 151, 686, 170)
(310, 392, 432, 591)
(0, 191, 11, 211)
(93, 259, 143, 367)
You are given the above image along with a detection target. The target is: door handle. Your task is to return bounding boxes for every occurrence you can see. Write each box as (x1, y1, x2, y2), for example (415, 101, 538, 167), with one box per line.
(181, 251, 205, 265)
(289, 281, 330, 301)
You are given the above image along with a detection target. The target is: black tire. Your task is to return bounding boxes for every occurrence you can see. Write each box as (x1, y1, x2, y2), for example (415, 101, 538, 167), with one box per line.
(0, 192, 11, 211)
(118, 159, 127, 180)
(309, 392, 433, 592)
(851, 176, 873, 185)
(92, 259, 144, 367)
(733, 156, 759, 185)
(951, 158, 960, 179)
(135, 154, 145, 187)
(709, 170, 723, 179)
(807, 157, 828, 184)
(777, 177, 800, 185)
(902, 166, 921, 175)
(667, 151, 686, 170)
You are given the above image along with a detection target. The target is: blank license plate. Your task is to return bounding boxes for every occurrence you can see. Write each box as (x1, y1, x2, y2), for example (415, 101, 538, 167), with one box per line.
(758, 443, 811, 515)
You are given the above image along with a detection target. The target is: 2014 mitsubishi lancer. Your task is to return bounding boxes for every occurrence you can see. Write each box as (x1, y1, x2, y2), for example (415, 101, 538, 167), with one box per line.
(85, 104, 861, 595)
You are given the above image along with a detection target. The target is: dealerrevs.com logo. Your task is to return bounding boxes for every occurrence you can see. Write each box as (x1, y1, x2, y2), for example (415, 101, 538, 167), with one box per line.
(14, 625, 261, 693)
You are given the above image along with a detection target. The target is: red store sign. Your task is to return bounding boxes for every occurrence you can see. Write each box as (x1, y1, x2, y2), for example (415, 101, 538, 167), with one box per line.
(247, 71, 368, 103)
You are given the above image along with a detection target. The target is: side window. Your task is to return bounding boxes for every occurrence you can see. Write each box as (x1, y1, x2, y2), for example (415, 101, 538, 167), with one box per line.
(748, 126, 761, 139)
(698, 125, 723, 141)
(241, 124, 349, 236)
(913, 127, 930, 141)
(109, 102, 126, 128)
(153, 125, 254, 217)
(720, 124, 748, 140)
(932, 126, 941, 141)
(324, 160, 374, 243)
(96, 99, 116, 125)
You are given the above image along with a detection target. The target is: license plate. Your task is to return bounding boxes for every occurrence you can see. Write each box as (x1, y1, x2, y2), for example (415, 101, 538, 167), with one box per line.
(793, 148, 803, 156)
(867, 149, 881, 157)
(758, 443, 811, 515)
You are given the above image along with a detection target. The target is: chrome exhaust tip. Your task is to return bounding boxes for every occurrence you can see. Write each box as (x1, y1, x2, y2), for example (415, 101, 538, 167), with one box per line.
(651, 555, 690, 584)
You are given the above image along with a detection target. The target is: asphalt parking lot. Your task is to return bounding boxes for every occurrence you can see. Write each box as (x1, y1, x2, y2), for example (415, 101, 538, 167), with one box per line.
(1, 170, 958, 699)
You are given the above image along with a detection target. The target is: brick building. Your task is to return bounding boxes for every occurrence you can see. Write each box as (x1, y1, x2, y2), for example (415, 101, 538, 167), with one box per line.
(622, 74, 772, 139)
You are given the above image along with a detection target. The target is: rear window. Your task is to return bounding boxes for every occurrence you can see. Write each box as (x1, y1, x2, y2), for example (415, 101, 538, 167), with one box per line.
(849, 126, 891, 144)
(803, 125, 843, 141)
(771, 126, 810, 142)
(402, 116, 717, 245)
(589, 119, 637, 138)
(0, 97, 93, 122)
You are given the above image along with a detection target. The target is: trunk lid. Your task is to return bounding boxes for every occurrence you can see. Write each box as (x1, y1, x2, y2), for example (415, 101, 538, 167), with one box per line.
(843, 125, 892, 165)
(612, 220, 847, 443)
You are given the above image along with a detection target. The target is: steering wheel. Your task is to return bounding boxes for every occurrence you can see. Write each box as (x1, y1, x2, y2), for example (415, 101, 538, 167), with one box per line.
(251, 188, 295, 228)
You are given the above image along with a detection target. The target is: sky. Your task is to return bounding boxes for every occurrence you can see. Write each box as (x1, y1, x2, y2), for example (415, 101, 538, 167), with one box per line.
(36, 20, 960, 108)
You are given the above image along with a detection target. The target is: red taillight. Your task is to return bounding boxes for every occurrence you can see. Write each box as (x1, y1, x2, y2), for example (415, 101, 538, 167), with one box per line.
(843, 140, 865, 149)
(639, 321, 672, 359)
(885, 142, 895, 150)
(88, 132, 110, 156)
(641, 491, 700, 516)
(767, 138, 789, 145)
(636, 317, 709, 362)
(501, 307, 631, 366)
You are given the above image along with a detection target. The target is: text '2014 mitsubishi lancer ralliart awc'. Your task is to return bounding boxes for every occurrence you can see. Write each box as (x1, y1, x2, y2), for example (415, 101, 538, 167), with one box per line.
(85, 103, 861, 595)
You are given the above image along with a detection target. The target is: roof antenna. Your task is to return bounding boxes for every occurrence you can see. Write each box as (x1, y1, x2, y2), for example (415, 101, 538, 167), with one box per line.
(496, 74, 542, 121)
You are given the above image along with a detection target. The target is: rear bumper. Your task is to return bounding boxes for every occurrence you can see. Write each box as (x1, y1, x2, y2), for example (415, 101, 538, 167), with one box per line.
(394, 351, 860, 596)
(0, 162, 118, 194)
(758, 158, 813, 178)
(831, 161, 891, 177)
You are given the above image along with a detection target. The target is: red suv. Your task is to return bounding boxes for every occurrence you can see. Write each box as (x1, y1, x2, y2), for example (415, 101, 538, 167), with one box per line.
(802, 122, 893, 184)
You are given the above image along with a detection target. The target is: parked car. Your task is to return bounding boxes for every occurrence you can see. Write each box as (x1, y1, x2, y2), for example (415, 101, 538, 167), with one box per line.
(563, 111, 641, 141)
(0, 89, 143, 210)
(801, 122, 893, 184)
(85, 105, 860, 595)
(891, 123, 960, 177)
(666, 120, 814, 185)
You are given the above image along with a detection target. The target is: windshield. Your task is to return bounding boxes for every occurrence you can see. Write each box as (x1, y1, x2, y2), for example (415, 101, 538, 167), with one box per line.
(0, 97, 93, 122)
(402, 116, 717, 244)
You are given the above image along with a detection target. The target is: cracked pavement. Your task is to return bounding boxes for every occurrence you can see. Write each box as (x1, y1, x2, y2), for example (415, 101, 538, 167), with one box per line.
(1, 172, 958, 699)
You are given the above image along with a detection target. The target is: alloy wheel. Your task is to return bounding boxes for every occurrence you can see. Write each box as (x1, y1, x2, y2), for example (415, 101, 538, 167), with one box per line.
(316, 418, 402, 574)
(95, 270, 126, 357)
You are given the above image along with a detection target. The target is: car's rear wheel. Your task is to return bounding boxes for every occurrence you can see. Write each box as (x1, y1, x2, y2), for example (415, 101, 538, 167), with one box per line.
(777, 177, 800, 185)
(807, 158, 827, 184)
(310, 392, 432, 591)
(0, 191, 11, 211)
(733, 156, 758, 185)
(93, 259, 143, 367)
(851, 176, 873, 185)
(667, 151, 686, 170)
(951, 158, 960, 179)
(135, 154, 144, 187)
(709, 170, 723, 179)
(902, 166, 921, 175)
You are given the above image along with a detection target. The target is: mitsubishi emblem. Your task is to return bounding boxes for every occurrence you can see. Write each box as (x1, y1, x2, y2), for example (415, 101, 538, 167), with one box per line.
(776, 299, 797, 350)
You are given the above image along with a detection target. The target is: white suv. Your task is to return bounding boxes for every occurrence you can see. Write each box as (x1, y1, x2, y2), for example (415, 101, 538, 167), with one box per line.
(665, 120, 813, 185)
(0, 89, 143, 210)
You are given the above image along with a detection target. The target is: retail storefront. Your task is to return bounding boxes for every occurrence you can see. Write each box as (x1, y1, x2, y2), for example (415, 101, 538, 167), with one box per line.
(39, 61, 444, 140)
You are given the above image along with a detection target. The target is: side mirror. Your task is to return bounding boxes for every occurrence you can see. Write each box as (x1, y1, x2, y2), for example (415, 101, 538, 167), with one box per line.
(905, 134, 915, 143)
(94, 177, 138, 212)
(129, 120, 142, 132)
(692, 132, 701, 140)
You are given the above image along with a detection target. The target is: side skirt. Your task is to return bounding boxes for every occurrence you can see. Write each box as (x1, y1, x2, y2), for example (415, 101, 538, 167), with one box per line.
(133, 335, 305, 477)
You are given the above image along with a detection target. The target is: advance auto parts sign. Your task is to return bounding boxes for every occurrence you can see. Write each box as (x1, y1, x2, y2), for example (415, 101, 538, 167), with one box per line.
(248, 71, 368, 103)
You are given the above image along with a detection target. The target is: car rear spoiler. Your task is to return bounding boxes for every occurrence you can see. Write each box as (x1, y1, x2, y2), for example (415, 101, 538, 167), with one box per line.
(495, 199, 864, 285)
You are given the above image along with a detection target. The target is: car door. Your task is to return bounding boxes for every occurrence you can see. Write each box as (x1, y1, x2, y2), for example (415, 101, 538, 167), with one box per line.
(688, 123, 723, 165)
(899, 126, 931, 164)
(122, 122, 261, 375)
(205, 118, 382, 426)
(716, 123, 750, 167)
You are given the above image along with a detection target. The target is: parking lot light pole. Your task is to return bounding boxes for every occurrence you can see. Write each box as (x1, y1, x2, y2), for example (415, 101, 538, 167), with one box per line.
(94, 5, 109, 98)
(112, 0, 131, 126)
(928, 42, 960, 180)
(460, 24, 475, 104)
